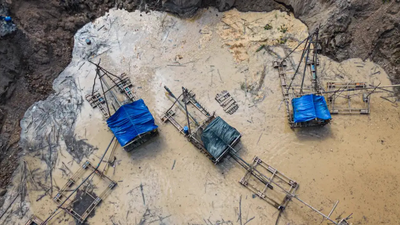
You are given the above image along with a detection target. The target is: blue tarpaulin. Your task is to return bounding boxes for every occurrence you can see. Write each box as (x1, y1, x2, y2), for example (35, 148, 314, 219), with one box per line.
(107, 99, 158, 146)
(292, 94, 331, 123)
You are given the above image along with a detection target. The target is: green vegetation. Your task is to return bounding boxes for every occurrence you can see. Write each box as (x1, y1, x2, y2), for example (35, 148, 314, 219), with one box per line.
(240, 82, 247, 91)
(278, 36, 288, 44)
(382, 0, 391, 3)
(278, 24, 288, 33)
(256, 45, 265, 52)
(264, 24, 273, 30)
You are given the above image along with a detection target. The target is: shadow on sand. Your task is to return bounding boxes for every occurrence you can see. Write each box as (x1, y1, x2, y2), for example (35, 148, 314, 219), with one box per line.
(293, 124, 333, 142)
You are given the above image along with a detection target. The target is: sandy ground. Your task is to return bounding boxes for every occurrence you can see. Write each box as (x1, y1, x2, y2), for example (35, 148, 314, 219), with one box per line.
(1, 8, 400, 225)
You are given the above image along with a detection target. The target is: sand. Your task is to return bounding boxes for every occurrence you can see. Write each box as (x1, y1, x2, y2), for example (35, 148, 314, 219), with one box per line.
(2, 8, 400, 225)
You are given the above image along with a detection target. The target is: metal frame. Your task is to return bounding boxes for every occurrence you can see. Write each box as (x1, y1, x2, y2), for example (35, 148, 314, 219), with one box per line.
(53, 160, 117, 224)
(274, 59, 330, 128)
(231, 153, 351, 225)
(112, 73, 137, 102)
(238, 156, 298, 210)
(274, 29, 393, 124)
(326, 82, 370, 114)
(122, 129, 159, 151)
(160, 86, 350, 224)
(273, 29, 332, 129)
(85, 61, 157, 151)
(85, 62, 137, 118)
(86, 92, 109, 118)
(25, 215, 44, 225)
(161, 86, 238, 164)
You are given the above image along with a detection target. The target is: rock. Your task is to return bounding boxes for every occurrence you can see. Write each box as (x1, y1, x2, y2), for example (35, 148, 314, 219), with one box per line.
(334, 33, 351, 48)
(163, 0, 201, 17)
(0, 76, 12, 103)
(0, 188, 7, 196)
(0, 197, 4, 208)
(0, 108, 4, 122)
(216, 0, 235, 11)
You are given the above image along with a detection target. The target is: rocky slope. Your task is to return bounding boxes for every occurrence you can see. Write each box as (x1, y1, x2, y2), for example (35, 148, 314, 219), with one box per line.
(286, 0, 400, 88)
(0, 0, 398, 196)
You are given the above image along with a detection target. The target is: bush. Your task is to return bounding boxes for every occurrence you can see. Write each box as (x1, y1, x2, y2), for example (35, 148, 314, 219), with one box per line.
(264, 24, 273, 30)
(278, 24, 288, 33)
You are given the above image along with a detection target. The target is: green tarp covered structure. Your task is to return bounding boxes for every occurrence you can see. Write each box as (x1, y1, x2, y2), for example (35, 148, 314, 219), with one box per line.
(201, 116, 241, 159)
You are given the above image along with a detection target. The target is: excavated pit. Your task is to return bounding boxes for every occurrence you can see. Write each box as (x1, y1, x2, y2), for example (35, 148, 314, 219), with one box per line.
(1, 0, 400, 216)
(1, 6, 400, 225)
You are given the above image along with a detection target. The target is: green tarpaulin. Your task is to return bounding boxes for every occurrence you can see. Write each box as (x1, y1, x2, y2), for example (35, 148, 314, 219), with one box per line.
(201, 116, 241, 159)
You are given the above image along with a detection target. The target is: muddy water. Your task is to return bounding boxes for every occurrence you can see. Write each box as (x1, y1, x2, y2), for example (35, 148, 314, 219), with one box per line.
(4, 8, 400, 225)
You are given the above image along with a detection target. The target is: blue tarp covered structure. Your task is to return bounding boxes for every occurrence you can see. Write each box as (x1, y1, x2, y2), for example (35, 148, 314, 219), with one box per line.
(107, 99, 158, 146)
(292, 94, 331, 123)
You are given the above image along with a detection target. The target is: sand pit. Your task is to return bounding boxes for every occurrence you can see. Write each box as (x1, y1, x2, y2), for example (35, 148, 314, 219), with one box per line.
(2, 8, 400, 225)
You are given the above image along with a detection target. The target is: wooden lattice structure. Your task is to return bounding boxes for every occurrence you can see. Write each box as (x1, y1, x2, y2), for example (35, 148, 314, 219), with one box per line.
(53, 161, 117, 224)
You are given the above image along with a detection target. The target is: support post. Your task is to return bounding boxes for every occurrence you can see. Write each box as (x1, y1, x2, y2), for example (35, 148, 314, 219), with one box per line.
(300, 37, 313, 95)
